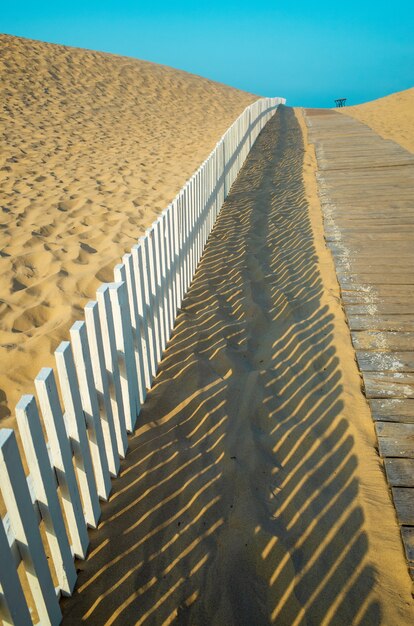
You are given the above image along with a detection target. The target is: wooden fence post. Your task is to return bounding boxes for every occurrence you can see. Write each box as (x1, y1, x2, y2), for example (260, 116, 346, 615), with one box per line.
(97, 284, 129, 456)
(159, 214, 172, 343)
(0, 515, 32, 625)
(109, 281, 140, 432)
(143, 233, 161, 368)
(173, 197, 182, 311)
(0, 430, 62, 626)
(84, 300, 121, 473)
(35, 368, 89, 559)
(55, 341, 101, 528)
(117, 254, 147, 406)
(70, 321, 112, 501)
(163, 209, 175, 334)
(153, 221, 167, 353)
(15, 395, 77, 596)
(131, 243, 152, 388)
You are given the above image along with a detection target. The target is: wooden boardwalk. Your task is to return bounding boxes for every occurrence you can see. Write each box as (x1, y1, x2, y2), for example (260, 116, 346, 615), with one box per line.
(305, 109, 414, 581)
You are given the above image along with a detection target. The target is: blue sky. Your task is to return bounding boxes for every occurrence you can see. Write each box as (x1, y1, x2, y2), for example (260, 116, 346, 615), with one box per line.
(1, 1, 413, 107)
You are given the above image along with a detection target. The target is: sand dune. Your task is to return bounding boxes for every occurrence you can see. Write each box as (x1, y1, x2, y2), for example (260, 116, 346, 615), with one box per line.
(0, 34, 256, 423)
(340, 87, 414, 153)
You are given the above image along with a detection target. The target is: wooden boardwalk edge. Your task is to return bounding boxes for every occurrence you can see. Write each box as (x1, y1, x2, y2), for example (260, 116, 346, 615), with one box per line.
(305, 108, 414, 583)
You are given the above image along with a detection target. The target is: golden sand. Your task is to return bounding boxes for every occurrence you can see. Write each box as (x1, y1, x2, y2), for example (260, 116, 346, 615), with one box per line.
(0, 34, 256, 423)
(59, 107, 413, 624)
(339, 87, 414, 153)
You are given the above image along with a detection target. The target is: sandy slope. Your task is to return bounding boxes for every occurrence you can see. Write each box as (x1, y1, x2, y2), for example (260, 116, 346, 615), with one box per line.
(340, 87, 414, 153)
(0, 34, 256, 423)
(60, 107, 413, 625)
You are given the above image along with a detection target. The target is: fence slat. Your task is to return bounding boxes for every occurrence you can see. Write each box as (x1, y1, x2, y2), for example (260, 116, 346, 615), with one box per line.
(177, 194, 185, 306)
(122, 255, 147, 405)
(0, 430, 62, 626)
(15, 395, 77, 597)
(116, 257, 147, 406)
(151, 222, 164, 353)
(163, 211, 175, 336)
(55, 341, 101, 528)
(172, 199, 182, 311)
(138, 237, 158, 379)
(70, 321, 112, 501)
(97, 284, 129, 457)
(158, 215, 171, 343)
(0, 516, 32, 626)
(131, 244, 152, 389)
(109, 281, 140, 432)
(185, 184, 191, 289)
(153, 223, 166, 354)
(188, 180, 195, 286)
(84, 301, 121, 473)
(35, 368, 89, 559)
(144, 233, 161, 367)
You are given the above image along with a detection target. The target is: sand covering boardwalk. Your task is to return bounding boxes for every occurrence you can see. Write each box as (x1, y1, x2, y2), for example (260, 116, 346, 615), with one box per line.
(60, 107, 413, 624)
(306, 109, 414, 582)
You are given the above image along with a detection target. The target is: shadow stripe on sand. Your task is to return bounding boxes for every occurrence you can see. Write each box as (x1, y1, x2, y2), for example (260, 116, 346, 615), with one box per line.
(61, 107, 387, 625)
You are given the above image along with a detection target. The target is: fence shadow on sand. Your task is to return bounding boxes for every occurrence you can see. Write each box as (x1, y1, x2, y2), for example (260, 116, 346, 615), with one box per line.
(61, 107, 380, 625)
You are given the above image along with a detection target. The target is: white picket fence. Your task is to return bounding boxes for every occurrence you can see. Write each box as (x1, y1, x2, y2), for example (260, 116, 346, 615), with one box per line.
(0, 96, 285, 625)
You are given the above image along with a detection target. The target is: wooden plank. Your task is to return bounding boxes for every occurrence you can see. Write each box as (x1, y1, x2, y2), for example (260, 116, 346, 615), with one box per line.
(342, 291, 414, 306)
(340, 275, 414, 287)
(369, 399, 414, 423)
(385, 459, 414, 487)
(317, 157, 414, 171)
(392, 488, 414, 525)
(342, 284, 414, 298)
(331, 227, 414, 237)
(400, 526, 414, 563)
(351, 331, 414, 351)
(356, 351, 414, 372)
(330, 216, 414, 224)
(327, 232, 414, 242)
(349, 315, 414, 332)
(364, 372, 414, 399)
(375, 422, 414, 457)
(347, 303, 414, 315)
